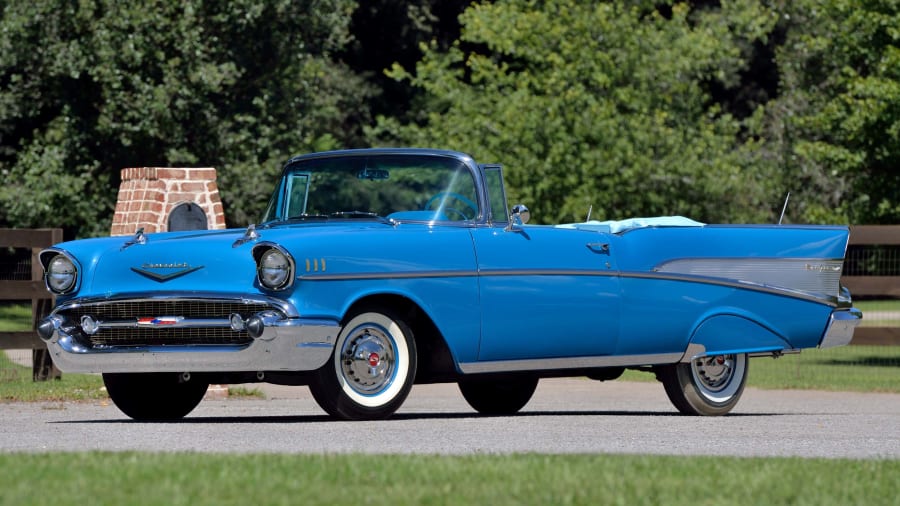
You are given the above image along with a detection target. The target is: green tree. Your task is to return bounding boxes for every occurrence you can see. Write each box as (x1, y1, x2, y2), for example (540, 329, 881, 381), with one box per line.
(373, 0, 782, 224)
(754, 0, 900, 224)
(0, 0, 373, 237)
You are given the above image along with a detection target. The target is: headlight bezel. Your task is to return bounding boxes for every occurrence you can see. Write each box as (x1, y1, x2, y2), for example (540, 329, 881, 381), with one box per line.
(253, 244, 295, 291)
(41, 250, 80, 295)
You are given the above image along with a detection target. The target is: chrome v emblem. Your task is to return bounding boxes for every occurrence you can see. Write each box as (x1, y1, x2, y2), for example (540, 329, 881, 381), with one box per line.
(131, 263, 204, 282)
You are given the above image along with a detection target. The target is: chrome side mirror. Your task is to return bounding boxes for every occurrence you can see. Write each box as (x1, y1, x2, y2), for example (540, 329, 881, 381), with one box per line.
(506, 204, 530, 232)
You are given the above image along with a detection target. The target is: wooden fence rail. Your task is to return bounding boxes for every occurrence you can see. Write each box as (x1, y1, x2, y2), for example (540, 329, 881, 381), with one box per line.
(0, 228, 63, 379)
(843, 225, 900, 346)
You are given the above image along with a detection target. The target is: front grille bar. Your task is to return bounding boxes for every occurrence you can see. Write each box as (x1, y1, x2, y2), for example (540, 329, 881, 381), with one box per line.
(91, 317, 235, 330)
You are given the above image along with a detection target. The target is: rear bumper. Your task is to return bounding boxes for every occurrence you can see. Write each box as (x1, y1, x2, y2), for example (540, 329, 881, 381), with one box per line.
(818, 308, 862, 348)
(38, 311, 339, 374)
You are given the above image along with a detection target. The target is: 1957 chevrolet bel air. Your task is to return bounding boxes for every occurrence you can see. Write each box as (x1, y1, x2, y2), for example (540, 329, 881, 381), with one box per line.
(37, 148, 861, 420)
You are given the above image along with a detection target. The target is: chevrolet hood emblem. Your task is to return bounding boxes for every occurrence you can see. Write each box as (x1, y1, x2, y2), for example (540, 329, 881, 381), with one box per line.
(131, 262, 204, 282)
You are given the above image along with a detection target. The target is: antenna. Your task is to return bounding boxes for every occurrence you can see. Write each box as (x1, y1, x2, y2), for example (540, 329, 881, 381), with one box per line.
(778, 192, 791, 225)
(585, 205, 593, 222)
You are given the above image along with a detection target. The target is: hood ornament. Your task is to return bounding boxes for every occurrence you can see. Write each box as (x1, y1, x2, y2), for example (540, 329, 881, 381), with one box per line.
(131, 262, 204, 282)
(232, 224, 260, 248)
(121, 228, 148, 251)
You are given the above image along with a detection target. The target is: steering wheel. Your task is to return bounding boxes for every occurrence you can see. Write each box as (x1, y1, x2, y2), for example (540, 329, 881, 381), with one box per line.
(424, 192, 478, 221)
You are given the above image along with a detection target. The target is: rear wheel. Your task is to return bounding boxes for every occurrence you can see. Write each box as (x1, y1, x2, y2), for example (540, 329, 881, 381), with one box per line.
(309, 307, 417, 420)
(102, 372, 208, 421)
(658, 353, 748, 416)
(458, 376, 539, 415)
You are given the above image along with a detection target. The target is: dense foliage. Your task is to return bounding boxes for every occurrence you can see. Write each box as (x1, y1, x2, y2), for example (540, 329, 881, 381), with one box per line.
(375, 0, 781, 224)
(0, 0, 372, 236)
(0, 1, 896, 236)
(756, 0, 900, 224)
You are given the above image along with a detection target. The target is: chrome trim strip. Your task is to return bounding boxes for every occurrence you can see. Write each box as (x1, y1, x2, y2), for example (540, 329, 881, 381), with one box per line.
(299, 270, 475, 281)
(622, 271, 840, 306)
(458, 352, 683, 374)
(479, 269, 616, 277)
(96, 317, 234, 329)
(819, 308, 862, 348)
(298, 267, 838, 305)
(298, 268, 618, 281)
(655, 256, 846, 267)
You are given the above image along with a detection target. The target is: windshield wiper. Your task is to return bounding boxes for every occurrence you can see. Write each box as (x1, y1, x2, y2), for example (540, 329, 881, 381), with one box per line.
(330, 211, 397, 226)
(282, 212, 396, 226)
(286, 213, 329, 221)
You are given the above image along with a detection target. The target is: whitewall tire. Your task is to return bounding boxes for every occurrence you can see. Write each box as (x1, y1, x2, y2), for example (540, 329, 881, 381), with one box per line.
(309, 307, 417, 420)
(659, 353, 748, 416)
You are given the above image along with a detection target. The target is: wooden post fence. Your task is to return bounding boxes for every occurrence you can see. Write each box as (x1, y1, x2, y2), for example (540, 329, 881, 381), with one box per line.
(842, 225, 900, 346)
(0, 228, 63, 380)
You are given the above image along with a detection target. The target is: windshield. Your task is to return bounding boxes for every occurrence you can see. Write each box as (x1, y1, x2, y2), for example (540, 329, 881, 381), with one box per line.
(262, 154, 479, 223)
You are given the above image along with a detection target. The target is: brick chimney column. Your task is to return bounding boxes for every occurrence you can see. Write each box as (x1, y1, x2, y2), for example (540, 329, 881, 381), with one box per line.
(110, 168, 226, 236)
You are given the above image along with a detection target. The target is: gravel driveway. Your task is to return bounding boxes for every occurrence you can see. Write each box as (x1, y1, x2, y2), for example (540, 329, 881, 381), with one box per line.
(2, 379, 897, 458)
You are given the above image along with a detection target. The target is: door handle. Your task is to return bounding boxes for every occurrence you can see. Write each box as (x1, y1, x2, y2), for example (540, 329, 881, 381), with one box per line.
(587, 242, 610, 254)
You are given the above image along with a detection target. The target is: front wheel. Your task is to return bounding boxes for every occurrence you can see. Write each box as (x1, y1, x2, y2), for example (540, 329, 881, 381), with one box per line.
(458, 376, 539, 415)
(102, 372, 208, 421)
(657, 353, 748, 416)
(309, 307, 417, 420)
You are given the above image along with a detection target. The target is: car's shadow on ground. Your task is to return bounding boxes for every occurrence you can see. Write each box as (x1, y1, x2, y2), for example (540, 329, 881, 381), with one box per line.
(53, 409, 785, 424)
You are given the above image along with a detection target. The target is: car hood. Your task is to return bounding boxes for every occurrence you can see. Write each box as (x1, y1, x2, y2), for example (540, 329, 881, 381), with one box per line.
(51, 222, 398, 300)
(49, 229, 254, 298)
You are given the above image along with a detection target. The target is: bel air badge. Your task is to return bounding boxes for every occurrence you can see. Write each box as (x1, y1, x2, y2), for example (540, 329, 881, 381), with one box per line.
(131, 262, 204, 282)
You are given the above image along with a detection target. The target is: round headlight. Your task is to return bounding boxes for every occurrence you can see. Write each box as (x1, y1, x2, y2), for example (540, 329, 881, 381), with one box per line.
(258, 248, 292, 290)
(47, 255, 77, 294)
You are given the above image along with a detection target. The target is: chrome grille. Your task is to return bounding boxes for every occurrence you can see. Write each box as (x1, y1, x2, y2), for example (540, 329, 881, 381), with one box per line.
(64, 300, 272, 321)
(59, 299, 275, 348)
(89, 327, 252, 347)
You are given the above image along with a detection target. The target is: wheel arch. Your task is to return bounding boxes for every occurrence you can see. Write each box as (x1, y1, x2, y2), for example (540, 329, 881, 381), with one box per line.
(343, 293, 459, 383)
(687, 311, 792, 357)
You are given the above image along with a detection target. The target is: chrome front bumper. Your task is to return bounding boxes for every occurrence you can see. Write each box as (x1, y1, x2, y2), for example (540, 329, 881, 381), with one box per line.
(819, 308, 863, 348)
(36, 294, 339, 374)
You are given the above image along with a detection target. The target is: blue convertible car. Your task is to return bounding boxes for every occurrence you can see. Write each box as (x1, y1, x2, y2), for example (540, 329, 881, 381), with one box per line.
(38, 148, 861, 420)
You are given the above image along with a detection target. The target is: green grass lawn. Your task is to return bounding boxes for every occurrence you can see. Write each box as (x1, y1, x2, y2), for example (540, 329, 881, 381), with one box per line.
(0, 302, 31, 332)
(854, 299, 900, 313)
(854, 299, 900, 327)
(0, 453, 895, 506)
(747, 345, 900, 392)
(0, 351, 106, 402)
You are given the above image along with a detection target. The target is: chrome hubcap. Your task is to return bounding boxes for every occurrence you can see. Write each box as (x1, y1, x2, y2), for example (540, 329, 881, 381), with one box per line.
(692, 355, 735, 392)
(339, 326, 395, 394)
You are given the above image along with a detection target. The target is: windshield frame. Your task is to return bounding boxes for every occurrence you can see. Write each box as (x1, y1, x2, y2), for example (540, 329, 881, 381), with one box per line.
(260, 149, 490, 226)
